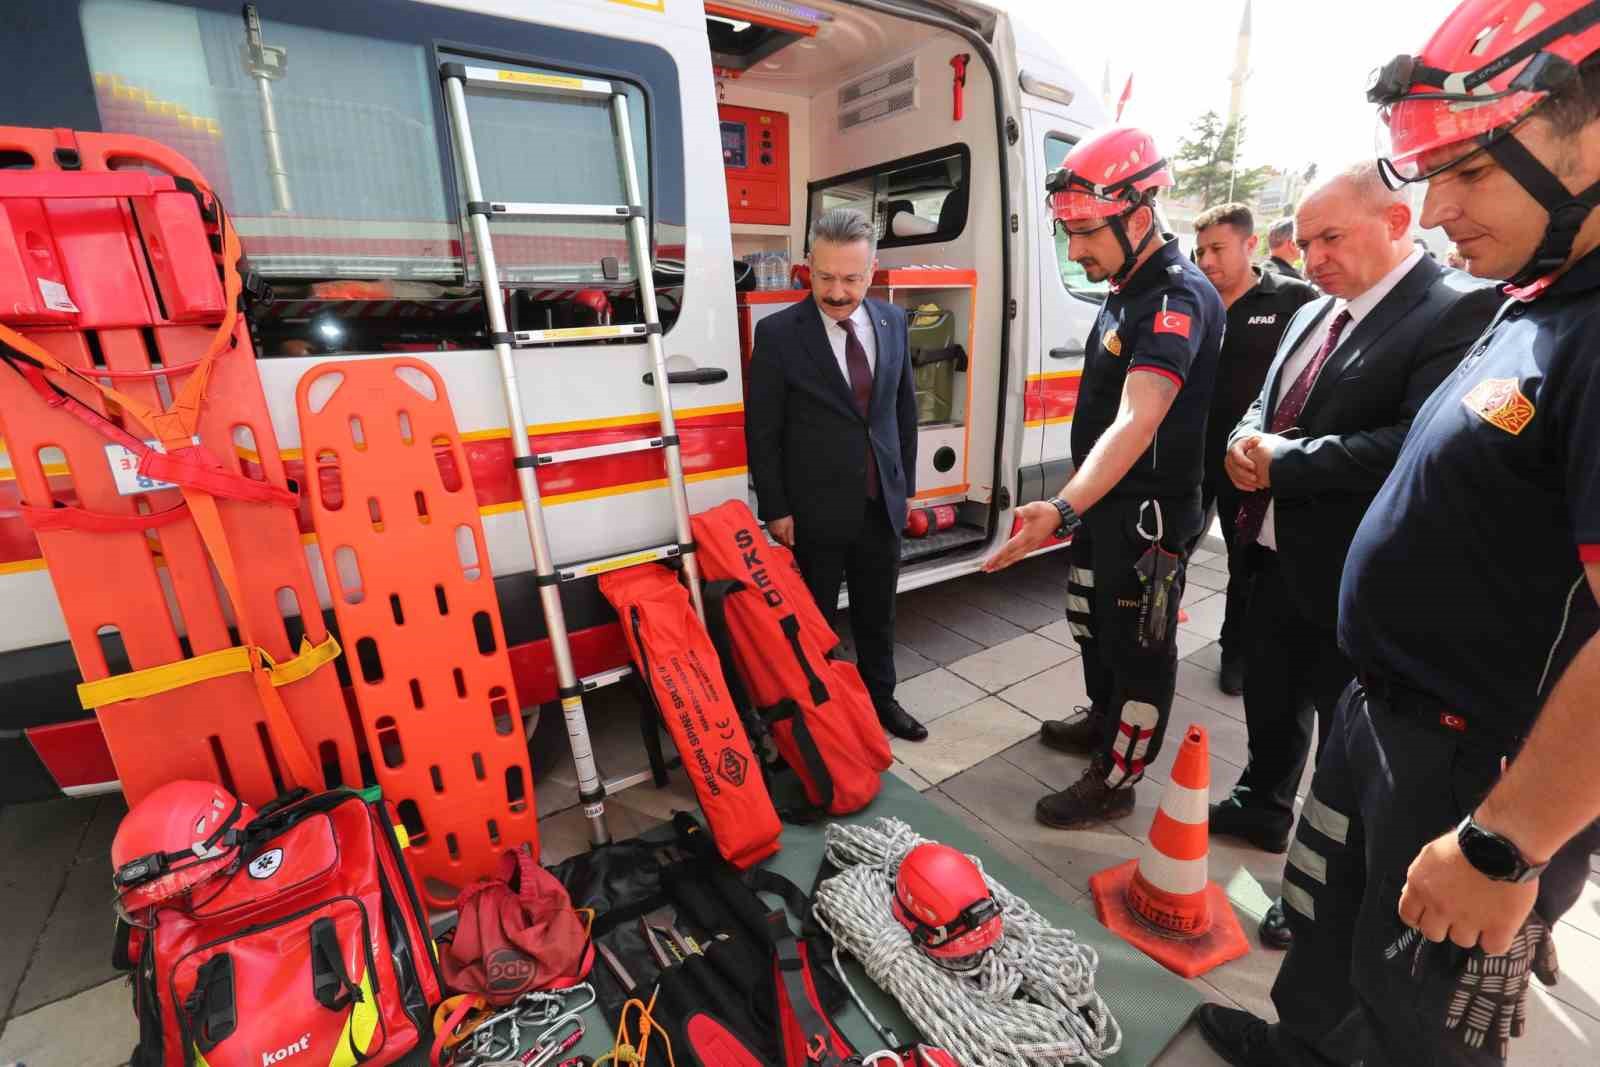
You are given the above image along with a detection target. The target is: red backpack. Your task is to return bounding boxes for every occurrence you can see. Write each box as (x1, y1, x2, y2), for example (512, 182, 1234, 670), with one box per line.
(115, 789, 442, 1067)
(691, 501, 891, 816)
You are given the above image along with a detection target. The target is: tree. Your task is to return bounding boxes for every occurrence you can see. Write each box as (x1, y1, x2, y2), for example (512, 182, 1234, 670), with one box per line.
(1172, 111, 1273, 207)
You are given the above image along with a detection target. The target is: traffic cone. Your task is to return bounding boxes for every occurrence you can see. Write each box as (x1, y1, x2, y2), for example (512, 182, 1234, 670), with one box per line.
(1088, 723, 1249, 978)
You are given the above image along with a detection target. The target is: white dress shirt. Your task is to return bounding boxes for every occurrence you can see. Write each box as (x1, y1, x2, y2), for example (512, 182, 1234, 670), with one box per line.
(819, 301, 877, 388)
(1258, 248, 1423, 550)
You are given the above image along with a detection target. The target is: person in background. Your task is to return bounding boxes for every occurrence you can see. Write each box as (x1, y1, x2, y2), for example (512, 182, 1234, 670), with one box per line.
(1267, 217, 1304, 279)
(1197, 1, 1600, 1062)
(746, 207, 926, 742)
(1191, 202, 1318, 696)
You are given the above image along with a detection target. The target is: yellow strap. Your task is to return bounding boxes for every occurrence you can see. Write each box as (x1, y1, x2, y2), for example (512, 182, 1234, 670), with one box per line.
(78, 633, 341, 710)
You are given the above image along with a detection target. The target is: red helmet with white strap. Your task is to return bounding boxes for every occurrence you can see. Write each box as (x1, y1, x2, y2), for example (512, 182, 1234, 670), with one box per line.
(1045, 126, 1173, 287)
(111, 780, 254, 918)
(892, 843, 1003, 972)
(1370, 0, 1600, 285)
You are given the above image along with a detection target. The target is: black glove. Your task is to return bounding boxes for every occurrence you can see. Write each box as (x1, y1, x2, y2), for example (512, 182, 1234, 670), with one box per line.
(1441, 911, 1553, 1058)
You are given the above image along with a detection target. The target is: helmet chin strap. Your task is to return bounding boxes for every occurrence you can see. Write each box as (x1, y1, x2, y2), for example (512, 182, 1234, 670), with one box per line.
(1485, 130, 1600, 287)
(1108, 203, 1158, 289)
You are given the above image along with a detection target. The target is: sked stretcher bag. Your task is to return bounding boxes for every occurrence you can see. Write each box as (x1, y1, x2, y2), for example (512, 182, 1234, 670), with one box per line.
(691, 500, 891, 817)
(598, 563, 782, 868)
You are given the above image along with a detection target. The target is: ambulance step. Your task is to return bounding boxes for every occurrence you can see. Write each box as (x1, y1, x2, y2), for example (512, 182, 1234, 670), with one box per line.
(557, 542, 682, 583)
(602, 769, 656, 794)
(501, 323, 651, 346)
(443, 63, 615, 101)
(579, 664, 633, 692)
(899, 522, 989, 565)
(468, 200, 639, 221)
(534, 435, 668, 467)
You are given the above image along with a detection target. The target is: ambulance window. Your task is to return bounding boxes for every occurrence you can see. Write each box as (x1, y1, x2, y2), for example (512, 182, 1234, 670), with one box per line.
(1044, 133, 1108, 300)
(70, 0, 685, 355)
(806, 145, 969, 251)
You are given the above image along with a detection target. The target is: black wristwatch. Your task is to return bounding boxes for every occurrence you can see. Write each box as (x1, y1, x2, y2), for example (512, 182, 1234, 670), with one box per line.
(1046, 496, 1080, 540)
(1456, 814, 1547, 883)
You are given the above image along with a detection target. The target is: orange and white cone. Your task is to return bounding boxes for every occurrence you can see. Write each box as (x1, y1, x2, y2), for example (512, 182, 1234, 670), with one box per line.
(1089, 723, 1250, 978)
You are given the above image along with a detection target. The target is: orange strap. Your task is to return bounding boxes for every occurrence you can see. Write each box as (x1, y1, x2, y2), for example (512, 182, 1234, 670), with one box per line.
(0, 175, 320, 788)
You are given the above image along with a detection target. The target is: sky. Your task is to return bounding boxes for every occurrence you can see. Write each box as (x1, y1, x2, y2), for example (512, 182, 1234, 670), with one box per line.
(999, 0, 1454, 181)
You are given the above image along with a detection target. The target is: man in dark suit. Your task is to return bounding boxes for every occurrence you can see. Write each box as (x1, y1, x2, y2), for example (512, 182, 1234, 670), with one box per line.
(746, 207, 925, 741)
(1211, 163, 1500, 948)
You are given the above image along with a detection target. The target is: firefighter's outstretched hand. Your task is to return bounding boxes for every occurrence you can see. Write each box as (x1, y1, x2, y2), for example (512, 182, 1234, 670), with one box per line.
(1399, 830, 1538, 955)
(768, 516, 796, 548)
(983, 501, 1057, 573)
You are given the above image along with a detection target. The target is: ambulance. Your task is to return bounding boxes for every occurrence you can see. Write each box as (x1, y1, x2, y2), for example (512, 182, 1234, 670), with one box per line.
(0, 0, 1107, 801)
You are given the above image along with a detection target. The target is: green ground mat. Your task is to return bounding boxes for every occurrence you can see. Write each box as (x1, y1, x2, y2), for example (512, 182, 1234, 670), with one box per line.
(425, 771, 1204, 1066)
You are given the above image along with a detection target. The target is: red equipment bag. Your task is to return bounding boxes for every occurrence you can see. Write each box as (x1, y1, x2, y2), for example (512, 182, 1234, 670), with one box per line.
(598, 564, 782, 868)
(113, 789, 442, 1067)
(691, 501, 891, 816)
(438, 844, 594, 1005)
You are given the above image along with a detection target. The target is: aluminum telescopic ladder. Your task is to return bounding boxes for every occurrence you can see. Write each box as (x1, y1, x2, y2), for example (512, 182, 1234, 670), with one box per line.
(440, 62, 705, 846)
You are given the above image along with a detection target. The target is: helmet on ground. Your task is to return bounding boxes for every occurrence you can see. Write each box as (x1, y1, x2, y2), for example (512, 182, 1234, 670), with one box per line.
(892, 843, 1003, 971)
(1369, 0, 1600, 285)
(111, 780, 253, 916)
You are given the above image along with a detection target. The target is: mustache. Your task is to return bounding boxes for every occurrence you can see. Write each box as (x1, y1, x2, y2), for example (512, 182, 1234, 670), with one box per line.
(822, 298, 855, 307)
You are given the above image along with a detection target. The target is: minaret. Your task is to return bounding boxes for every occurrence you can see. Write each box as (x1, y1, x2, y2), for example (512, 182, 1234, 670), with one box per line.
(1228, 0, 1252, 128)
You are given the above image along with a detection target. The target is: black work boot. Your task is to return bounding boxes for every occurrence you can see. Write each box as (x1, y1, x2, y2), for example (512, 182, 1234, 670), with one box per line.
(1209, 793, 1291, 853)
(1035, 762, 1135, 829)
(1039, 706, 1104, 755)
(1193, 1005, 1332, 1067)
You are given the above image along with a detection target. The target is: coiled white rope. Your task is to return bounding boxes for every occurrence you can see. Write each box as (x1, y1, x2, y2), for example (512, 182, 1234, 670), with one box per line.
(812, 818, 1123, 1067)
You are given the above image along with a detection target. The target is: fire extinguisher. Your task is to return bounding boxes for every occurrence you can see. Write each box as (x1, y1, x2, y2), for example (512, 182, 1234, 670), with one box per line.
(905, 505, 958, 538)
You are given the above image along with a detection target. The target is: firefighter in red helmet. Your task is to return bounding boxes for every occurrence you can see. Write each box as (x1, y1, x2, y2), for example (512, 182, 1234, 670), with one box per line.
(985, 126, 1225, 828)
(1197, 2, 1600, 1064)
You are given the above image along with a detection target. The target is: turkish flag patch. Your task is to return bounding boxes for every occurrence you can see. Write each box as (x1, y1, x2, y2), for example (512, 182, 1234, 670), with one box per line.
(1153, 310, 1192, 339)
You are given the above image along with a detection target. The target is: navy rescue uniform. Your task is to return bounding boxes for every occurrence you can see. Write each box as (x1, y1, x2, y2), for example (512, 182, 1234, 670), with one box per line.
(1066, 237, 1224, 786)
(1269, 248, 1600, 1065)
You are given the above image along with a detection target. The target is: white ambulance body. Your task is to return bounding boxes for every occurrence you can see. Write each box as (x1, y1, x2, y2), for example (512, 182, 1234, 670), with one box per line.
(0, 0, 1106, 798)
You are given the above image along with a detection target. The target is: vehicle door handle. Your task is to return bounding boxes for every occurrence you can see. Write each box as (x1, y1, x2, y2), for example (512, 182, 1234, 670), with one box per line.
(642, 368, 729, 385)
(1049, 346, 1085, 359)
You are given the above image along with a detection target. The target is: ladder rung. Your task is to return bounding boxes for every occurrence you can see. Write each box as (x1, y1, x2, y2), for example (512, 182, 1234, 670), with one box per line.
(580, 665, 634, 692)
(471, 201, 638, 221)
(602, 770, 656, 794)
(558, 543, 680, 582)
(510, 324, 649, 345)
(448, 63, 614, 100)
(536, 436, 666, 466)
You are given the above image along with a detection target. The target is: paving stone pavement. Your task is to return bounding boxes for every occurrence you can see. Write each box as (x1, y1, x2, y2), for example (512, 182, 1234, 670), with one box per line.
(3, 547, 1596, 1065)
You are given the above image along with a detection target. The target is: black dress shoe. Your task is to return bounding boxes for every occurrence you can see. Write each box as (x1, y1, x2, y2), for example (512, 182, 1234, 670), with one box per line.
(876, 699, 927, 741)
(1209, 797, 1291, 853)
(1193, 1004, 1282, 1067)
(1258, 900, 1292, 949)
(1219, 656, 1246, 696)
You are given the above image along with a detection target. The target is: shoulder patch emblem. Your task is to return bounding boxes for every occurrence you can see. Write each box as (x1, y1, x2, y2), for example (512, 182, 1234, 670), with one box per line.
(1103, 329, 1122, 357)
(1462, 377, 1535, 436)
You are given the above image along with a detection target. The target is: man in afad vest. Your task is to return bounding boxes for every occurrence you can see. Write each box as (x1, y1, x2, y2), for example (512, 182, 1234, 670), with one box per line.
(985, 125, 1224, 828)
(1196, 1, 1600, 1063)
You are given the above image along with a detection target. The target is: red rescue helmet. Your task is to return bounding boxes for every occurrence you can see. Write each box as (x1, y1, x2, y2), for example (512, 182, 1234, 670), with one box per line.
(1046, 125, 1173, 223)
(892, 843, 1003, 971)
(111, 780, 253, 917)
(1369, 0, 1600, 284)
(1046, 126, 1173, 287)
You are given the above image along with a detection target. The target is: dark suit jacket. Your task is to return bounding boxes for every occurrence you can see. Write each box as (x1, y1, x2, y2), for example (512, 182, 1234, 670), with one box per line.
(746, 296, 917, 545)
(1230, 255, 1500, 625)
